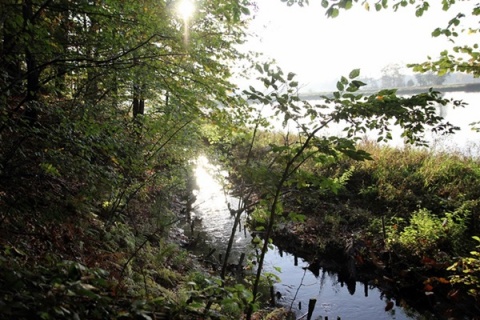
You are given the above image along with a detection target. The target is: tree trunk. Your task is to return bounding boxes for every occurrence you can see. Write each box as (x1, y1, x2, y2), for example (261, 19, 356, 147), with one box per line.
(23, 0, 39, 124)
(133, 84, 145, 118)
(1, 7, 23, 99)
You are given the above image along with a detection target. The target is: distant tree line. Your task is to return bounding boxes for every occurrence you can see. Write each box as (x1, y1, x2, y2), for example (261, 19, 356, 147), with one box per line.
(359, 63, 480, 90)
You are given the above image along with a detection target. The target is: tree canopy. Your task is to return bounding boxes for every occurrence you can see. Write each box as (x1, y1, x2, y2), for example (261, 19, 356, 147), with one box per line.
(0, 0, 253, 220)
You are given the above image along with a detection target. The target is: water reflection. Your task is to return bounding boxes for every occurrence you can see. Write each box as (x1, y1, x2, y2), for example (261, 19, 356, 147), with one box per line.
(193, 155, 229, 214)
(186, 156, 425, 320)
(264, 247, 422, 320)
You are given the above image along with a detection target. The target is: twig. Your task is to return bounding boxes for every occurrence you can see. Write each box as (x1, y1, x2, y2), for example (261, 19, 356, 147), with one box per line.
(290, 268, 308, 311)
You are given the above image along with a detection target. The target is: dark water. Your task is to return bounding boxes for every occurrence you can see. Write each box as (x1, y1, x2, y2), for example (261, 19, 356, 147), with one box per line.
(184, 156, 426, 319)
(263, 248, 425, 320)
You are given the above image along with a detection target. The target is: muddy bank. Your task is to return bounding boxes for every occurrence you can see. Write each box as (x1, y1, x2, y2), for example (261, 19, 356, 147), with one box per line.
(268, 216, 480, 320)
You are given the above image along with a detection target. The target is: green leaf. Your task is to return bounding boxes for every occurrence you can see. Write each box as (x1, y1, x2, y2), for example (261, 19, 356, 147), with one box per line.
(451, 18, 460, 26)
(341, 149, 373, 161)
(346, 86, 357, 93)
(349, 69, 361, 79)
(330, 7, 339, 18)
(287, 72, 295, 81)
(263, 63, 270, 73)
(240, 6, 250, 15)
(336, 81, 345, 91)
(352, 80, 367, 87)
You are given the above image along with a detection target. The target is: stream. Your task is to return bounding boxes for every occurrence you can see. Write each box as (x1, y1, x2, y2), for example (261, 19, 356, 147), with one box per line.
(179, 156, 430, 320)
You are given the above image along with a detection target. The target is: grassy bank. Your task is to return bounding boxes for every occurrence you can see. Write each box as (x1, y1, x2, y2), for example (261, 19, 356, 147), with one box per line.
(233, 134, 480, 317)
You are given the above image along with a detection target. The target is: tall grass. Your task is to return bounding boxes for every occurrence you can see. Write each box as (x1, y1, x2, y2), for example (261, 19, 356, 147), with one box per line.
(306, 139, 480, 256)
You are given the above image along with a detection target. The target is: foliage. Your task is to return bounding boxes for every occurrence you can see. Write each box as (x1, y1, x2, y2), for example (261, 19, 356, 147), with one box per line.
(236, 129, 480, 316)
(448, 236, 480, 300)
(1, 0, 479, 318)
(0, 0, 253, 223)
(322, 142, 480, 225)
(386, 207, 470, 256)
(0, 256, 119, 319)
(183, 271, 254, 319)
(0, 0, 256, 318)
(235, 2, 480, 316)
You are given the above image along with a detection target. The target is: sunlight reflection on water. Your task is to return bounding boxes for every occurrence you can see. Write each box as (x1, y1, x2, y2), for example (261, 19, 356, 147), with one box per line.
(190, 156, 248, 258)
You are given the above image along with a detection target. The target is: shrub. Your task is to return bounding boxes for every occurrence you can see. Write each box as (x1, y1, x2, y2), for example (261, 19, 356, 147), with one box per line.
(448, 236, 480, 300)
(388, 207, 470, 256)
(398, 208, 443, 255)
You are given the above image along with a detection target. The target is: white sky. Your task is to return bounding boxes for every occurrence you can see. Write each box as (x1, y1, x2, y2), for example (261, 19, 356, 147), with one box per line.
(242, 0, 478, 91)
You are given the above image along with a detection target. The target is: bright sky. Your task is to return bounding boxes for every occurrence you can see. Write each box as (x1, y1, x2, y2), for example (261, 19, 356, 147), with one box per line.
(243, 0, 477, 91)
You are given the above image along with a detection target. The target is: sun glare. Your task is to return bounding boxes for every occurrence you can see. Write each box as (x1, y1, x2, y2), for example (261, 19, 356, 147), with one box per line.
(178, 0, 195, 21)
(177, 0, 195, 44)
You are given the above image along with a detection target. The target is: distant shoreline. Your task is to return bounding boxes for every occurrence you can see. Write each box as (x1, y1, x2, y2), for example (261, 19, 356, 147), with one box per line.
(299, 82, 480, 100)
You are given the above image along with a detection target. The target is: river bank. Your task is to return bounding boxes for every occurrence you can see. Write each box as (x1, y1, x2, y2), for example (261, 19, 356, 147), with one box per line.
(268, 218, 477, 319)
(229, 140, 480, 319)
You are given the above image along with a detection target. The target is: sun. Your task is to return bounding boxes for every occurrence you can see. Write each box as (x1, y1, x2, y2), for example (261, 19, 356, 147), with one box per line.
(178, 0, 195, 21)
